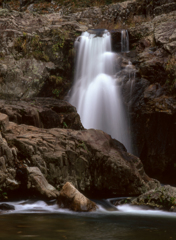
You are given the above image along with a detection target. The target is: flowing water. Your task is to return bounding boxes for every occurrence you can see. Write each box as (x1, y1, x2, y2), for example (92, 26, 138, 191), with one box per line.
(0, 200, 176, 240)
(121, 30, 129, 53)
(69, 30, 131, 152)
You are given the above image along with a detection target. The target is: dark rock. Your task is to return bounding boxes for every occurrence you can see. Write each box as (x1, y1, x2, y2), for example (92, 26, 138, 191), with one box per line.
(129, 79, 176, 183)
(0, 98, 84, 130)
(137, 48, 168, 84)
(0, 203, 15, 210)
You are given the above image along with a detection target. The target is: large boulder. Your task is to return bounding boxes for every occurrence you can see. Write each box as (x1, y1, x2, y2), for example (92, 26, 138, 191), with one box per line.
(58, 182, 97, 212)
(1, 112, 159, 198)
(0, 203, 15, 211)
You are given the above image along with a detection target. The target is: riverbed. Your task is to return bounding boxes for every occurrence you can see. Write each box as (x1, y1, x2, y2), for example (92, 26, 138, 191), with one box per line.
(0, 200, 176, 240)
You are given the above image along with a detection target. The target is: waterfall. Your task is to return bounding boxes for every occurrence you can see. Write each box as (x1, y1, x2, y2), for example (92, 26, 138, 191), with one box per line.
(69, 30, 131, 152)
(121, 30, 129, 53)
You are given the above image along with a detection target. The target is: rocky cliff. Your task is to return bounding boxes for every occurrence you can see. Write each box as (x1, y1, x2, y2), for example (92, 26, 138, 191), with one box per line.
(0, 0, 176, 187)
(0, 108, 159, 200)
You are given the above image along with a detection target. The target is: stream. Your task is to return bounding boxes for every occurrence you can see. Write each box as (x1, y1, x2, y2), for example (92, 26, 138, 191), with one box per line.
(0, 200, 176, 240)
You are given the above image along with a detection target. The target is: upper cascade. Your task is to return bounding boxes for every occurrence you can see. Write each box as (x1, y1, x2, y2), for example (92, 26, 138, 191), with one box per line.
(69, 30, 131, 152)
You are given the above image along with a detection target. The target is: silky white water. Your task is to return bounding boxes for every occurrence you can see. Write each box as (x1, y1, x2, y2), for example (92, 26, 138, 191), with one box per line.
(1, 200, 176, 218)
(69, 30, 131, 152)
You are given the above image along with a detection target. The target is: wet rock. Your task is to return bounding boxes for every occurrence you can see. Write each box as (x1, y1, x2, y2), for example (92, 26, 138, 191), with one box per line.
(0, 203, 15, 210)
(57, 182, 97, 212)
(112, 185, 176, 211)
(130, 185, 176, 211)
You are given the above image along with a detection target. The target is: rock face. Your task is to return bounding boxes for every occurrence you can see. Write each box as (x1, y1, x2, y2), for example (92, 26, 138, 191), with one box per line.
(121, 8, 176, 184)
(130, 92, 176, 184)
(0, 8, 85, 100)
(0, 98, 84, 130)
(58, 182, 97, 212)
(0, 111, 159, 199)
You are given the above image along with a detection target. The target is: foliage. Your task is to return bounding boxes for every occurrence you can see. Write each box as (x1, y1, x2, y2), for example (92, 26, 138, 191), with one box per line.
(165, 55, 176, 93)
(52, 88, 61, 98)
(63, 122, 68, 128)
(158, 195, 176, 209)
(49, 75, 63, 85)
(52, 29, 69, 56)
(77, 140, 88, 151)
(14, 33, 49, 62)
(0, 188, 8, 200)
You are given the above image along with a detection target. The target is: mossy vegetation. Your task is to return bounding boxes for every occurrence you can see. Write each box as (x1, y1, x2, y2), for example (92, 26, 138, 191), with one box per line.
(165, 55, 176, 94)
(14, 33, 49, 61)
(49, 75, 63, 85)
(14, 29, 72, 64)
(51, 29, 69, 55)
(0, 188, 8, 201)
(77, 140, 88, 152)
(52, 88, 62, 98)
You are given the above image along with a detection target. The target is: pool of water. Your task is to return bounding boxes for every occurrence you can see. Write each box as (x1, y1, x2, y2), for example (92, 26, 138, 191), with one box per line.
(0, 200, 176, 240)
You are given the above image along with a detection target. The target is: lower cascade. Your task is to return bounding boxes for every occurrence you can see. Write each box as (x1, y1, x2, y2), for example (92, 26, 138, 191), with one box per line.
(69, 29, 131, 152)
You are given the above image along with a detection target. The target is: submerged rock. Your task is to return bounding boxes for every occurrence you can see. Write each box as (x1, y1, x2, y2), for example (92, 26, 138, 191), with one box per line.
(58, 182, 97, 212)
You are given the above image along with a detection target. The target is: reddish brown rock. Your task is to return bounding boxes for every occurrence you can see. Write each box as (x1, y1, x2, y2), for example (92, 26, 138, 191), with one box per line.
(27, 167, 60, 199)
(58, 182, 97, 212)
(1, 112, 159, 198)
